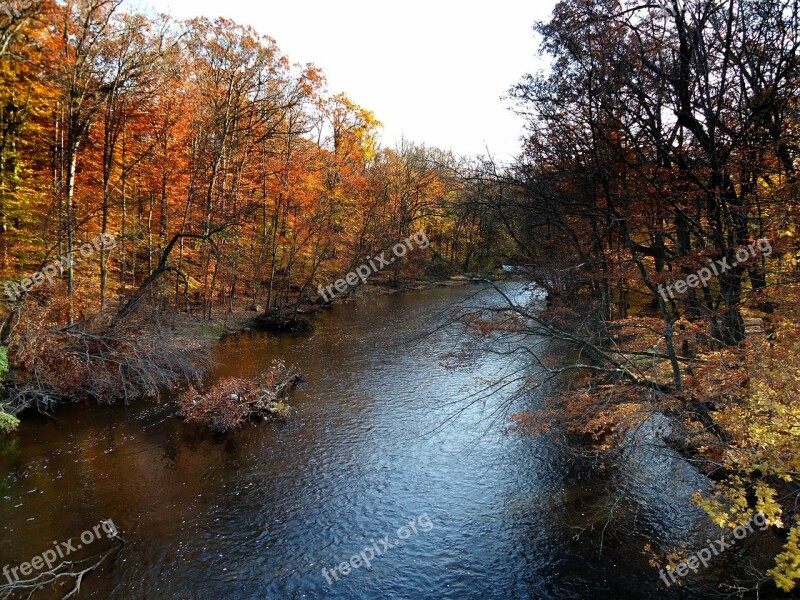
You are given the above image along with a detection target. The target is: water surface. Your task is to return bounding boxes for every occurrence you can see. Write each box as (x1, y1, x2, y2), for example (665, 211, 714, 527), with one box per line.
(0, 284, 765, 599)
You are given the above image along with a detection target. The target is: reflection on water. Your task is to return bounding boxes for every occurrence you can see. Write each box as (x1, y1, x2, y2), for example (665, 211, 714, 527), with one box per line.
(0, 284, 763, 599)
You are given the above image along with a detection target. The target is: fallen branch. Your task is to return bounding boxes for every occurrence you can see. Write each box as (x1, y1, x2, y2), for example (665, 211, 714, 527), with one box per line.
(0, 535, 125, 600)
(178, 361, 301, 433)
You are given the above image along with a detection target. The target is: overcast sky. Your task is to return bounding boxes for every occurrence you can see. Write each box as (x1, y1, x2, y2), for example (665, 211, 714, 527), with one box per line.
(149, 0, 557, 161)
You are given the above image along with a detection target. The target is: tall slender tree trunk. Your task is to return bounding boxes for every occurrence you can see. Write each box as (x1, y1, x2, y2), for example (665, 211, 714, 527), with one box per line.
(65, 148, 77, 325)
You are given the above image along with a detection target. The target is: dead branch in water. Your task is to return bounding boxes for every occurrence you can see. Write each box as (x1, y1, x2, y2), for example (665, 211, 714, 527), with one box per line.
(179, 361, 301, 433)
(0, 535, 125, 600)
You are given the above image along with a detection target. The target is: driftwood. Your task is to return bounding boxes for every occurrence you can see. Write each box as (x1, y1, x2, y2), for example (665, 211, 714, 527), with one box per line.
(178, 362, 300, 433)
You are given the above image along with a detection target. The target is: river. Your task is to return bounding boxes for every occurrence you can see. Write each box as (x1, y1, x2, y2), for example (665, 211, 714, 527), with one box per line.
(0, 283, 768, 599)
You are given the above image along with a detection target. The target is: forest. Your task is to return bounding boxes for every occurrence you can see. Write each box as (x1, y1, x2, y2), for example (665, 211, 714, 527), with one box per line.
(499, 0, 800, 593)
(0, 0, 509, 417)
(0, 0, 799, 598)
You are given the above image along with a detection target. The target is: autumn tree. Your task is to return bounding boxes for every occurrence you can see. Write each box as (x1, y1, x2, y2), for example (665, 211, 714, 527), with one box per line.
(492, 0, 800, 592)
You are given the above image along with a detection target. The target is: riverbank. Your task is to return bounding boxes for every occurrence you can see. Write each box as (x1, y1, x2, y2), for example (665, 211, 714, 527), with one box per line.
(172, 274, 488, 346)
(0, 274, 491, 430)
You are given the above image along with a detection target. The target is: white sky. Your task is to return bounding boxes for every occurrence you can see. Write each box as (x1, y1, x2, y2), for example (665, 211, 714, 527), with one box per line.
(149, 0, 557, 161)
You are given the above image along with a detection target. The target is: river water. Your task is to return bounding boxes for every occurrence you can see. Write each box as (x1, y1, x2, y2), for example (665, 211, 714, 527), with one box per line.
(0, 283, 772, 599)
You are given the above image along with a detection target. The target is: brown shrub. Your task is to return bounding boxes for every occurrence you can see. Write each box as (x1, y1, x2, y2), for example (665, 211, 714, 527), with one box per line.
(3, 288, 209, 414)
